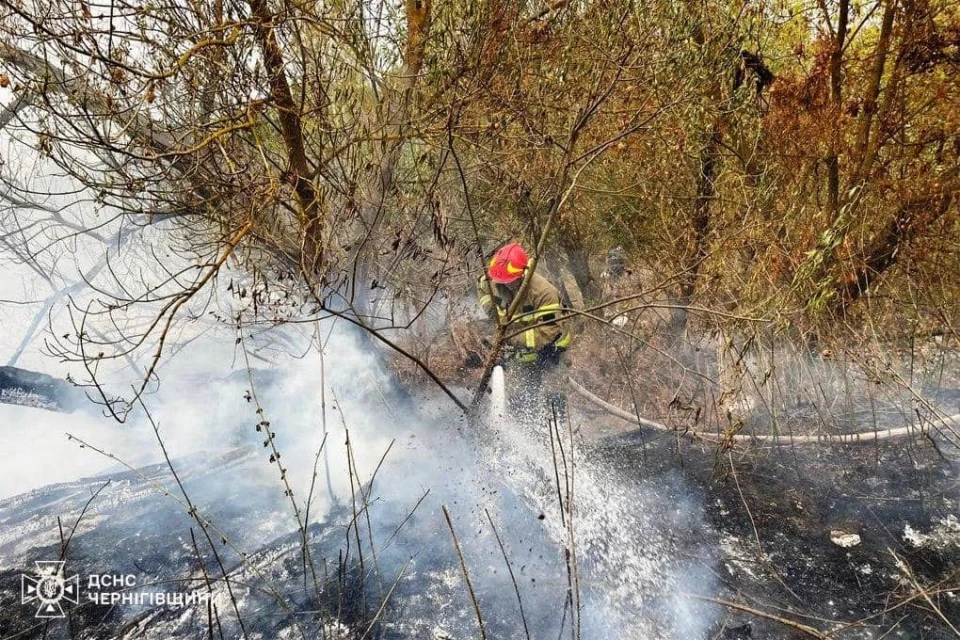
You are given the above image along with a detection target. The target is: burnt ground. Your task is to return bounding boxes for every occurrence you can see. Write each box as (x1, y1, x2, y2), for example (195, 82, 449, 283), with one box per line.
(0, 360, 958, 639)
(592, 421, 960, 639)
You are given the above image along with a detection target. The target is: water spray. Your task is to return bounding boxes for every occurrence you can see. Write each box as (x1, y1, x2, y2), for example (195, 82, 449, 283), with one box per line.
(489, 364, 507, 428)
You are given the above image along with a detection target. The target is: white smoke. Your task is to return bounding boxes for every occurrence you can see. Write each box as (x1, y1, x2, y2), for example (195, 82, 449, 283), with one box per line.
(0, 127, 722, 638)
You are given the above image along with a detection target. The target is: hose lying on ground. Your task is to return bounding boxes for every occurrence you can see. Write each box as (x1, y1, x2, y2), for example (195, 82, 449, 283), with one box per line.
(567, 377, 960, 445)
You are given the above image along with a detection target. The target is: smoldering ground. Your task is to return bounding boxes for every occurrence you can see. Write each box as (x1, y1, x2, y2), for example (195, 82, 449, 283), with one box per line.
(0, 171, 721, 637)
(2, 238, 958, 638)
(2, 168, 953, 638)
(0, 316, 724, 639)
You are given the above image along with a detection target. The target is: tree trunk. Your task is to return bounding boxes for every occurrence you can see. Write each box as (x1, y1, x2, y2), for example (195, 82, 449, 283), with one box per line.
(837, 191, 956, 311)
(248, 0, 325, 276)
(853, 0, 896, 176)
(675, 122, 721, 330)
(347, 0, 432, 319)
(558, 234, 596, 302)
(825, 0, 849, 220)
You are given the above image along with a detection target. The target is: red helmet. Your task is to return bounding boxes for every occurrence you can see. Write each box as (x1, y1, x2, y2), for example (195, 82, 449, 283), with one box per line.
(488, 243, 528, 284)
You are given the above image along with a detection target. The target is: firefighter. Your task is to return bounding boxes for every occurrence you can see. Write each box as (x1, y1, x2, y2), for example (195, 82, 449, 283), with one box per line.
(477, 242, 571, 420)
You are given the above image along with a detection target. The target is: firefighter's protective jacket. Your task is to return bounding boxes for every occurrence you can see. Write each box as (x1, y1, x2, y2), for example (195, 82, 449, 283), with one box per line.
(477, 272, 571, 353)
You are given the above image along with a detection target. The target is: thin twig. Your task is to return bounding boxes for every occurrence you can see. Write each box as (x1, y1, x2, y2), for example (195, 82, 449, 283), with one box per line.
(484, 509, 531, 640)
(442, 505, 487, 640)
(685, 594, 829, 639)
(888, 548, 960, 637)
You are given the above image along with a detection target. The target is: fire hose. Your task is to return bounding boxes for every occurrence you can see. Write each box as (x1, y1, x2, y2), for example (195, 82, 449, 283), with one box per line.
(567, 377, 960, 446)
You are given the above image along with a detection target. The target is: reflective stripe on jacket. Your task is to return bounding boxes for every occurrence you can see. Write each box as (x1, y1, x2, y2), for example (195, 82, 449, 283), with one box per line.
(477, 272, 571, 352)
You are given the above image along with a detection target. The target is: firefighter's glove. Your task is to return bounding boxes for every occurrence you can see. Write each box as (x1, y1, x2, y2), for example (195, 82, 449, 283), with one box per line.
(515, 347, 538, 363)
